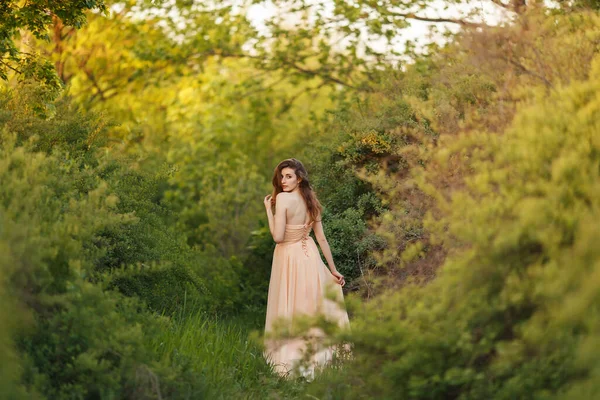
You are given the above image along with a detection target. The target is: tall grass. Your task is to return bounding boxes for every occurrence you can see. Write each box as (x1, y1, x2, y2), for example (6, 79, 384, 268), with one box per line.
(149, 302, 308, 399)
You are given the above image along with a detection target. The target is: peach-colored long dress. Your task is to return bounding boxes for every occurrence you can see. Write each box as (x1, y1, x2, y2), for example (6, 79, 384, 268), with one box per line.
(263, 220, 351, 378)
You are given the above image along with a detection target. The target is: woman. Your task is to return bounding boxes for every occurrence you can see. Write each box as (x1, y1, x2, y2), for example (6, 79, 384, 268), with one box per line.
(262, 158, 351, 379)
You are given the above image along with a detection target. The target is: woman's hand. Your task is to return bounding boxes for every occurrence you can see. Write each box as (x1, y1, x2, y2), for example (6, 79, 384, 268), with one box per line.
(264, 194, 272, 211)
(331, 270, 345, 287)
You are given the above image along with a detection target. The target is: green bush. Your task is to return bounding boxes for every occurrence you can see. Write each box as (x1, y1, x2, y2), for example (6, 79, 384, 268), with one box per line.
(0, 242, 35, 399)
(0, 84, 248, 317)
(307, 55, 600, 400)
(301, 96, 417, 284)
(0, 137, 165, 398)
(0, 86, 250, 397)
(92, 160, 219, 315)
(0, 84, 109, 161)
(239, 225, 276, 313)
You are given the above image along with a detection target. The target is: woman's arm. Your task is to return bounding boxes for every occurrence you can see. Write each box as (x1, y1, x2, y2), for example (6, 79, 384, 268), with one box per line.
(264, 192, 289, 243)
(313, 218, 345, 286)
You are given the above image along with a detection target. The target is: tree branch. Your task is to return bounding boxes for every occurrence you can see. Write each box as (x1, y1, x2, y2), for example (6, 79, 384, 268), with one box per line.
(276, 81, 328, 117)
(0, 59, 21, 74)
(83, 68, 107, 101)
(499, 55, 554, 89)
(488, 0, 513, 10)
(231, 75, 289, 100)
(202, 49, 371, 92)
(388, 11, 485, 28)
(280, 58, 363, 90)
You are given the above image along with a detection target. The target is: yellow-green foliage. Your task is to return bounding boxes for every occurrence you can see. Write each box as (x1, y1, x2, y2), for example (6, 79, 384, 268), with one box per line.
(0, 137, 153, 397)
(310, 56, 600, 399)
(348, 10, 600, 285)
(308, 55, 600, 399)
(4, 2, 600, 398)
(0, 87, 255, 397)
(0, 250, 35, 399)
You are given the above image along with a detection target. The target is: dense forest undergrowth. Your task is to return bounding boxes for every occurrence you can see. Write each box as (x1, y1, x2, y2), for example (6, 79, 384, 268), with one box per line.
(1, 0, 600, 398)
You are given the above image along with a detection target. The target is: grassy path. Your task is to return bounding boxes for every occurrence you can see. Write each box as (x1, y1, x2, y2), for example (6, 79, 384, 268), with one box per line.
(150, 310, 308, 399)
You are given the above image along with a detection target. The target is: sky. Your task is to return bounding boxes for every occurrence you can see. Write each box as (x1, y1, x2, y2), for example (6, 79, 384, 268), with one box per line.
(117, 0, 509, 59)
(245, 0, 508, 55)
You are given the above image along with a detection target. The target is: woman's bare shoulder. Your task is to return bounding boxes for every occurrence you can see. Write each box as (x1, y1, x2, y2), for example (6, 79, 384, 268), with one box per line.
(276, 191, 292, 200)
(275, 192, 296, 209)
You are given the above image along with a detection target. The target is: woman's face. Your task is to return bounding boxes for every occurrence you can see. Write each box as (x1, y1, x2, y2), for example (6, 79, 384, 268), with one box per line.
(280, 167, 301, 192)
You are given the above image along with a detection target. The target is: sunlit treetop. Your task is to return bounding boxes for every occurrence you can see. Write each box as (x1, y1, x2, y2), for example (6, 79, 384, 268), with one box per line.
(0, 0, 107, 90)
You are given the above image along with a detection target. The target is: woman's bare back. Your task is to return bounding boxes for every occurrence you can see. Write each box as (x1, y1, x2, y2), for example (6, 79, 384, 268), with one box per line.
(283, 192, 310, 225)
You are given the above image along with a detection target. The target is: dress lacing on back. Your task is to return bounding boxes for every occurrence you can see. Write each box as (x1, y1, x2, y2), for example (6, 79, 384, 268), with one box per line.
(280, 221, 314, 257)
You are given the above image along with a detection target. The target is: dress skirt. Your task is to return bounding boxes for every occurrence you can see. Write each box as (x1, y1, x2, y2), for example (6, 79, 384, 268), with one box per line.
(263, 223, 351, 378)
